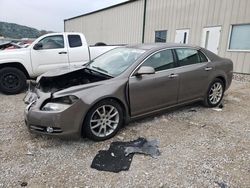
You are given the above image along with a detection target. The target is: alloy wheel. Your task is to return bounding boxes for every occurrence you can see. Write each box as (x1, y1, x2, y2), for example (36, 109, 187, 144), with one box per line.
(208, 82, 223, 105)
(90, 105, 119, 138)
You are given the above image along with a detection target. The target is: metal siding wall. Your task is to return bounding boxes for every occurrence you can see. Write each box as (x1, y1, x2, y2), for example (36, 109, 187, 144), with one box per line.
(64, 17, 82, 33)
(65, 0, 144, 45)
(65, 0, 250, 73)
(144, 0, 250, 74)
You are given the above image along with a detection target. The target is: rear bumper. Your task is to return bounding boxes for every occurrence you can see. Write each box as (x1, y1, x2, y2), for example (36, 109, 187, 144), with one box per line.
(225, 71, 233, 91)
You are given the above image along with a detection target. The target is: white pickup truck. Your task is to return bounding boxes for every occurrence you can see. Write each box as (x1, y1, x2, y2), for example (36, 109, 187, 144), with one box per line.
(0, 32, 118, 94)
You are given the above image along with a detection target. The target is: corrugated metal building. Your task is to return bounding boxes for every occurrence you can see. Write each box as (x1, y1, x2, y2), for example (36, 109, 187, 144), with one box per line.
(64, 0, 250, 74)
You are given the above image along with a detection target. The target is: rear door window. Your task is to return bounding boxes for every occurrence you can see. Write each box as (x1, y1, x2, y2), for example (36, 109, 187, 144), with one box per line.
(175, 48, 208, 66)
(68, 35, 82, 48)
(198, 51, 208, 62)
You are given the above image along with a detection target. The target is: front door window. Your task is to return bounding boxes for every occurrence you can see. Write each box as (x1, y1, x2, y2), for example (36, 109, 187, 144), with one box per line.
(38, 35, 64, 50)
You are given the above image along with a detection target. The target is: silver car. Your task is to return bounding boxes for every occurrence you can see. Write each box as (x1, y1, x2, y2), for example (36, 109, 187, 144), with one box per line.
(24, 44, 233, 141)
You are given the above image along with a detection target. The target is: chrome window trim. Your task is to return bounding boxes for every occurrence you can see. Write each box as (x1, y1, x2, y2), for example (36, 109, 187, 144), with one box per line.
(197, 49, 211, 63)
(129, 47, 211, 78)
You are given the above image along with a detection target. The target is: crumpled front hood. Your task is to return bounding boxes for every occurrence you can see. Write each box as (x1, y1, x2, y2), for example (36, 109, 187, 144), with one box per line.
(52, 81, 105, 97)
(37, 65, 86, 82)
(36, 65, 111, 93)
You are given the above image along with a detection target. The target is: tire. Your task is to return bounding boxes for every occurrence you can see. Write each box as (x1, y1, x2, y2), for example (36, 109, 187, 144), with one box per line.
(94, 42, 107, 46)
(83, 99, 123, 141)
(203, 78, 225, 107)
(0, 67, 27, 95)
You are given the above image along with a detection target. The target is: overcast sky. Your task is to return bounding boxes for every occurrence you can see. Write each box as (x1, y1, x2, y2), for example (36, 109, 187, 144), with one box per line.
(0, 0, 127, 32)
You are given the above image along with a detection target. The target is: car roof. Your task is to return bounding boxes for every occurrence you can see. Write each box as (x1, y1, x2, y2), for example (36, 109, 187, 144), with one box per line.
(127, 43, 201, 51)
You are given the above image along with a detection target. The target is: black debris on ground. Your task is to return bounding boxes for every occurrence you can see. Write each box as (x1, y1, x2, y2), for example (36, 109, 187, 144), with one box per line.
(218, 103, 224, 109)
(20, 182, 28, 187)
(188, 109, 197, 112)
(215, 181, 228, 188)
(91, 138, 160, 173)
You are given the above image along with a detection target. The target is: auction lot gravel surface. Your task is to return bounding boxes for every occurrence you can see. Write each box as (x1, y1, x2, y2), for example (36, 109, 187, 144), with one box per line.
(0, 79, 250, 187)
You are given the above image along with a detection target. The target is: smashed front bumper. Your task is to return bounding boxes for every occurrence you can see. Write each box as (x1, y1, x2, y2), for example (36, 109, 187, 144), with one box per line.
(23, 80, 38, 105)
(23, 82, 85, 138)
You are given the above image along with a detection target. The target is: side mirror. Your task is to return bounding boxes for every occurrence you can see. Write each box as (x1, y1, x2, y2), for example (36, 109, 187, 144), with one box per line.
(136, 66, 155, 76)
(33, 42, 43, 50)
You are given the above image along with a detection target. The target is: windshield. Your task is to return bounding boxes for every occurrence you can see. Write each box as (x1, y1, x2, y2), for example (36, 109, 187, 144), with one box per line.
(87, 47, 145, 77)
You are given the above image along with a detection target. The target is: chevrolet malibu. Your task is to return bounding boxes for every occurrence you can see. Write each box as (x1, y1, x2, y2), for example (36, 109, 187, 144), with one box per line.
(24, 44, 233, 141)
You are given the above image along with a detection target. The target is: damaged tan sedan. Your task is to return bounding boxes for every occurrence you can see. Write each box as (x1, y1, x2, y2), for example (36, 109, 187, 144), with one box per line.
(24, 44, 233, 141)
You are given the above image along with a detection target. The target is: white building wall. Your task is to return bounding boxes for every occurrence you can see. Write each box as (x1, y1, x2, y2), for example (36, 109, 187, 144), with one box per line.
(65, 0, 250, 74)
(144, 0, 250, 73)
(65, 0, 144, 45)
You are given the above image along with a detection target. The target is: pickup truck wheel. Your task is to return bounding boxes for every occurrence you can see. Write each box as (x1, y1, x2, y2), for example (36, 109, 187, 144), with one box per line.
(0, 67, 27, 95)
(83, 100, 123, 141)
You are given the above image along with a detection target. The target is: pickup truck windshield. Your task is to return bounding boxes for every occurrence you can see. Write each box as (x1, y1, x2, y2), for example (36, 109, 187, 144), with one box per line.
(88, 47, 145, 77)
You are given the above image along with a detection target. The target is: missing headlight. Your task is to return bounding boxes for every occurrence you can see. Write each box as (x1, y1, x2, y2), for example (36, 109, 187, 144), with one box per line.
(50, 95, 79, 104)
(41, 95, 79, 111)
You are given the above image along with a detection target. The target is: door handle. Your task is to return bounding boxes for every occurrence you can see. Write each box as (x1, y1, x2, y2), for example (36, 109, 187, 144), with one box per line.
(58, 51, 67, 54)
(168, 73, 179, 78)
(204, 67, 213, 71)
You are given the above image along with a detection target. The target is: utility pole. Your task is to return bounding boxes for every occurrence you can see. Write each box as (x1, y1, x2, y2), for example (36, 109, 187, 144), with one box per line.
(142, 0, 147, 43)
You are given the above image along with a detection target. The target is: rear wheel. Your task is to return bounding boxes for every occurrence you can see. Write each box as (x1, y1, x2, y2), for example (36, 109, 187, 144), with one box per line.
(83, 100, 123, 141)
(0, 67, 27, 95)
(203, 78, 224, 107)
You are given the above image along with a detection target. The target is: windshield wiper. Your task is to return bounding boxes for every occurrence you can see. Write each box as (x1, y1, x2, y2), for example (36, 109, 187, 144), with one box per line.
(85, 66, 113, 78)
(84, 60, 93, 67)
(92, 66, 109, 74)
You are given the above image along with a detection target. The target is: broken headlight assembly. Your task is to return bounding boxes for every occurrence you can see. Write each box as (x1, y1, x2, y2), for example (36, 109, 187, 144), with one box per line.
(41, 95, 79, 112)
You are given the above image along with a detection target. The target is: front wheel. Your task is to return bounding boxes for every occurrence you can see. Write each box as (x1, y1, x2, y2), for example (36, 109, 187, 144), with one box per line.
(83, 100, 123, 141)
(203, 78, 225, 107)
(0, 67, 27, 95)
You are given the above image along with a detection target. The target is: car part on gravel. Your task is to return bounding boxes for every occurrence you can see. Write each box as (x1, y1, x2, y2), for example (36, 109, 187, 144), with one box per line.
(124, 139, 160, 158)
(91, 138, 160, 173)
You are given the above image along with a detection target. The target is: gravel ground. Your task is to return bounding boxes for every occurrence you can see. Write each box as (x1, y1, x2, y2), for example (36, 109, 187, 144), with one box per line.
(0, 77, 250, 187)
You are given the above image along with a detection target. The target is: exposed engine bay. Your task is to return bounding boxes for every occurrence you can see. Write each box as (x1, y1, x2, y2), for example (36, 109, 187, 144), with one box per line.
(38, 68, 110, 93)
